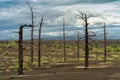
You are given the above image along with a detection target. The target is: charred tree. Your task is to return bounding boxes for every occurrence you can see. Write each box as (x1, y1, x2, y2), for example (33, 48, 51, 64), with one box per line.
(38, 17, 43, 67)
(103, 23, 107, 63)
(78, 12, 89, 68)
(18, 24, 32, 75)
(84, 14, 89, 68)
(76, 11, 96, 69)
(26, 2, 34, 63)
(77, 28, 80, 60)
(63, 17, 66, 62)
(18, 26, 23, 75)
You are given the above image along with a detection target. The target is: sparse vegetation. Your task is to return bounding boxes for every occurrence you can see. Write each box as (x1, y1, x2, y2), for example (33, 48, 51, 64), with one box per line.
(1, 40, 120, 80)
(107, 45, 120, 52)
(1, 40, 120, 72)
(0, 39, 17, 48)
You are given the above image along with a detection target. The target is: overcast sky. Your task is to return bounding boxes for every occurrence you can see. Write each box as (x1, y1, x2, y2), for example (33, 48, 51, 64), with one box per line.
(0, 0, 120, 40)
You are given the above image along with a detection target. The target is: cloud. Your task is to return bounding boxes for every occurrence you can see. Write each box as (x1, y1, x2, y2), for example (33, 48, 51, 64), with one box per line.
(23, 0, 119, 6)
(0, 0, 120, 40)
(1, 0, 120, 25)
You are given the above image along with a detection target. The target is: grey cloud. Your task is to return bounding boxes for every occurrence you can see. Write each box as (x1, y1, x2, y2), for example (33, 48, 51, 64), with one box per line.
(26, 0, 119, 6)
(1, 0, 120, 40)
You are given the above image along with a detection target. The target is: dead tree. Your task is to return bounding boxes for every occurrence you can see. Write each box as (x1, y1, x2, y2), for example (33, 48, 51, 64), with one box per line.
(38, 17, 43, 67)
(76, 12, 89, 68)
(76, 11, 97, 69)
(84, 14, 89, 68)
(18, 24, 32, 75)
(63, 17, 66, 62)
(18, 25, 23, 75)
(103, 23, 107, 63)
(26, 2, 34, 63)
(77, 28, 80, 60)
(79, 13, 89, 68)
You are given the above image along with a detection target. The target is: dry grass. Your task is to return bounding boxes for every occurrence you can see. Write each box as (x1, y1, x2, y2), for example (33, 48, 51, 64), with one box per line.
(0, 40, 120, 80)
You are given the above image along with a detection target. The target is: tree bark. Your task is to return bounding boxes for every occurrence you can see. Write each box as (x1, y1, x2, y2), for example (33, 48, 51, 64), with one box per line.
(18, 24, 32, 75)
(63, 17, 66, 62)
(26, 2, 34, 63)
(84, 14, 89, 68)
(77, 28, 80, 60)
(18, 26, 23, 75)
(103, 23, 107, 63)
(38, 17, 43, 67)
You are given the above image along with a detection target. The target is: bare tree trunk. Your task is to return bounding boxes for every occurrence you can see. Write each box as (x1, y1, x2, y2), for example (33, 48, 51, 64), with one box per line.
(84, 14, 89, 68)
(18, 24, 32, 75)
(18, 26, 24, 75)
(31, 24, 34, 63)
(103, 23, 107, 63)
(63, 17, 66, 62)
(26, 2, 34, 63)
(77, 28, 80, 60)
(38, 17, 43, 67)
(76, 12, 89, 68)
(31, 7, 34, 63)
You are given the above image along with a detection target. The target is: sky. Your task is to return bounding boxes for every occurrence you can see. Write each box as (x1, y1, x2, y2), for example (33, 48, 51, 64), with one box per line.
(0, 0, 120, 40)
